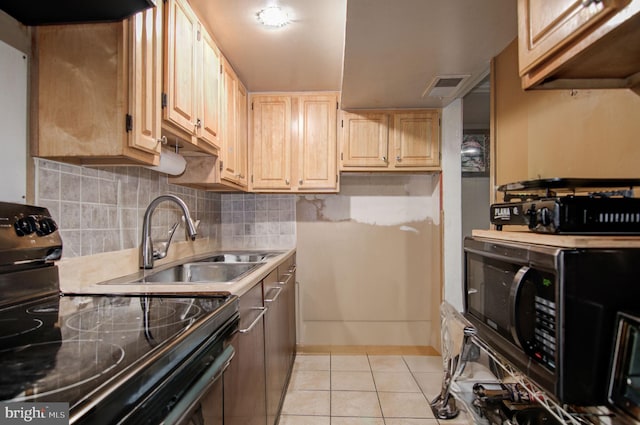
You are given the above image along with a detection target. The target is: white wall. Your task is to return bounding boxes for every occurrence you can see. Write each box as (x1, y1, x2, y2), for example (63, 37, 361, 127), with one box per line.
(0, 40, 28, 203)
(441, 99, 464, 311)
(296, 174, 442, 347)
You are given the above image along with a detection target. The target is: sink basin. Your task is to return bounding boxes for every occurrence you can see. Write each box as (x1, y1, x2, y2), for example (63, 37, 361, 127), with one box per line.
(195, 251, 283, 263)
(100, 250, 285, 286)
(133, 263, 260, 284)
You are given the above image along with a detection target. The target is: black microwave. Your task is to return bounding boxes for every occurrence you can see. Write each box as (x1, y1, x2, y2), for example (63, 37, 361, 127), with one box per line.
(463, 236, 640, 405)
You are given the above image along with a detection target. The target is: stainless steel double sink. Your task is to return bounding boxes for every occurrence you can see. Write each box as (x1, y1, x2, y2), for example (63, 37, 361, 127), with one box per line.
(107, 251, 284, 285)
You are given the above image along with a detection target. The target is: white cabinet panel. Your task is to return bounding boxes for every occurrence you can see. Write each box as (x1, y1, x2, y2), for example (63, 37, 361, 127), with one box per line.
(0, 40, 27, 203)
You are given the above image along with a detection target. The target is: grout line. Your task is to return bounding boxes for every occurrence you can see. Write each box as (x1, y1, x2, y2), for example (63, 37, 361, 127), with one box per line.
(367, 353, 388, 425)
(329, 353, 332, 420)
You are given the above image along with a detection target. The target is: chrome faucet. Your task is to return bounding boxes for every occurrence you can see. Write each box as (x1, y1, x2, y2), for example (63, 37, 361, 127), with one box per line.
(140, 194, 198, 269)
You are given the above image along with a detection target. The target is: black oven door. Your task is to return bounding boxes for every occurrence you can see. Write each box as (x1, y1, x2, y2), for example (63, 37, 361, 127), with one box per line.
(163, 344, 233, 425)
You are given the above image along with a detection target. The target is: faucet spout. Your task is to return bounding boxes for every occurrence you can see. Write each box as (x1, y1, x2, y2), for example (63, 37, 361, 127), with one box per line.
(140, 194, 198, 269)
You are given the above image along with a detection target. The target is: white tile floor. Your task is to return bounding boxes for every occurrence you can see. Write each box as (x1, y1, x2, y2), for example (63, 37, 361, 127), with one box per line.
(279, 354, 472, 425)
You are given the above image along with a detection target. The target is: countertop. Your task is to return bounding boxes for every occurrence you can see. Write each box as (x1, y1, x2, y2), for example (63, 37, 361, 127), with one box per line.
(59, 247, 296, 297)
(472, 229, 640, 248)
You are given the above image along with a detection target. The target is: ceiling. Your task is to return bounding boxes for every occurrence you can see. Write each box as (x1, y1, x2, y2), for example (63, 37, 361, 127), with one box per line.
(189, 0, 517, 109)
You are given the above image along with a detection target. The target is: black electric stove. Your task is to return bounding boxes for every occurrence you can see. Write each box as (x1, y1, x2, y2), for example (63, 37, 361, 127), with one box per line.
(0, 202, 239, 424)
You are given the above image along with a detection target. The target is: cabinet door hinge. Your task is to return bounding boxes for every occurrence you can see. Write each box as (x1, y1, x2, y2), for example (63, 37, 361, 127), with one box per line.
(161, 92, 167, 109)
(251, 175, 254, 183)
(220, 64, 223, 74)
(336, 101, 339, 110)
(125, 114, 133, 132)
(251, 102, 254, 111)
(439, 151, 442, 160)
(340, 152, 343, 160)
(219, 160, 223, 172)
(341, 119, 343, 128)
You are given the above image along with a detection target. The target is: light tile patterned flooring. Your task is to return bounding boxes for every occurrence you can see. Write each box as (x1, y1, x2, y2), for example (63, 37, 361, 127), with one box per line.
(279, 354, 471, 425)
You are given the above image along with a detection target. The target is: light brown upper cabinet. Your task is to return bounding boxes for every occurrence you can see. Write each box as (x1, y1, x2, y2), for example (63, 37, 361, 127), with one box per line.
(33, 5, 163, 166)
(340, 110, 440, 172)
(236, 82, 249, 188)
(199, 28, 222, 149)
(220, 60, 248, 188)
(163, 0, 219, 154)
(250, 93, 339, 193)
(517, 0, 640, 89)
(340, 112, 389, 168)
(168, 59, 248, 192)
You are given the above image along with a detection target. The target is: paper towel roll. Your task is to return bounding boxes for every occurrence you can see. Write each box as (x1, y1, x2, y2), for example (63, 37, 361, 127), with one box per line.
(145, 149, 187, 175)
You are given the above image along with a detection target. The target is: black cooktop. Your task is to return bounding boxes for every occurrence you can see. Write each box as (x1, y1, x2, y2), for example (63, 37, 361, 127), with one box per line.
(0, 293, 237, 415)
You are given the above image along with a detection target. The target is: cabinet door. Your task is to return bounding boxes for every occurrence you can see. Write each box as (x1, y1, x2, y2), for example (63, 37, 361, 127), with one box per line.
(278, 255, 297, 370)
(251, 96, 292, 190)
(197, 27, 221, 150)
(221, 61, 239, 183)
(224, 283, 266, 425)
(296, 94, 338, 191)
(164, 0, 198, 135)
(518, 0, 624, 74)
(236, 82, 249, 187)
(340, 111, 389, 168)
(392, 111, 440, 168)
(263, 270, 285, 425)
(128, 4, 163, 156)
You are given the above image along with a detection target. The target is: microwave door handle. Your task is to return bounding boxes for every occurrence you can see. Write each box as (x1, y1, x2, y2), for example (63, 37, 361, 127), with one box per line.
(509, 265, 531, 349)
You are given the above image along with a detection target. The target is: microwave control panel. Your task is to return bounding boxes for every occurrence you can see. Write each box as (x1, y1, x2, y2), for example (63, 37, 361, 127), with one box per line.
(530, 295, 557, 370)
(516, 268, 557, 372)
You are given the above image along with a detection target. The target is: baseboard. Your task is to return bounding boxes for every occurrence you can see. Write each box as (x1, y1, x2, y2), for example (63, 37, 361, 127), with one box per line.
(296, 344, 440, 356)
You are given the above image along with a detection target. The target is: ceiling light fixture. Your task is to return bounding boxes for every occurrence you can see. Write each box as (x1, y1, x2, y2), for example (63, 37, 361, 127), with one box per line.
(257, 6, 290, 28)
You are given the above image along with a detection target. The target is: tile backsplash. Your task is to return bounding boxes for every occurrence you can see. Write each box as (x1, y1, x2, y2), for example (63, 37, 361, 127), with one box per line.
(35, 159, 297, 258)
(220, 193, 296, 249)
(36, 159, 221, 258)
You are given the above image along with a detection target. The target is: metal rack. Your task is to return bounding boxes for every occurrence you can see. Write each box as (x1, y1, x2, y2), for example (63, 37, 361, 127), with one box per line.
(432, 301, 584, 425)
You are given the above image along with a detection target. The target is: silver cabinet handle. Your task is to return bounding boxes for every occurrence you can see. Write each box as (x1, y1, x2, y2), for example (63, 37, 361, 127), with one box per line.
(285, 179, 290, 185)
(195, 118, 202, 129)
(299, 179, 303, 185)
(396, 155, 401, 161)
(382, 156, 387, 162)
(157, 136, 168, 145)
(239, 306, 267, 333)
(288, 265, 297, 274)
(582, 0, 601, 6)
(264, 286, 283, 303)
(278, 273, 293, 286)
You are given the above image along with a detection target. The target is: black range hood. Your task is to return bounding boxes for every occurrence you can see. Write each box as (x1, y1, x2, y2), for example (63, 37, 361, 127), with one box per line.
(0, 0, 156, 26)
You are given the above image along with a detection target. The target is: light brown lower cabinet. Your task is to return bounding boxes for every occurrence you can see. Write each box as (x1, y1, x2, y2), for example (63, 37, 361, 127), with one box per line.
(264, 266, 294, 425)
(224, 252, 296, 425)
(224, 282, 266, 425)
(279, 254, 297, 375)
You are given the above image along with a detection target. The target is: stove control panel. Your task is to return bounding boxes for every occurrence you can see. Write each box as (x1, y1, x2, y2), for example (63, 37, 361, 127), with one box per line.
(0, 202, 62, 266)
(14, 214, 58, 237)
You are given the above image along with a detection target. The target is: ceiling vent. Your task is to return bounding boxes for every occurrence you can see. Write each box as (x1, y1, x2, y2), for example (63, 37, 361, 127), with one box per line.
(422, 75, 470, 99)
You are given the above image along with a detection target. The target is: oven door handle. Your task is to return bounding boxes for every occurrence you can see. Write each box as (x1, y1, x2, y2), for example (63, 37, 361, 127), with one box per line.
(161, 345, 235, 425)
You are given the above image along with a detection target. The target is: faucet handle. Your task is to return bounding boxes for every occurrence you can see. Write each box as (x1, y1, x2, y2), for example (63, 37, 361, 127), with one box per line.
(153, 222, 180, 260)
